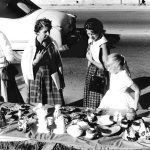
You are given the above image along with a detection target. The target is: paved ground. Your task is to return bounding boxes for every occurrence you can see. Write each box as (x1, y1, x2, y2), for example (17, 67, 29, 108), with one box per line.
(40, 4, 150, 11)
(15, 4, 150, 108)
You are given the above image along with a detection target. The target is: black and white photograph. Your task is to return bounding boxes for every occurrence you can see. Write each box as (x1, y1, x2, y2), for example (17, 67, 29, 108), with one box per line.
(0, 0, 150, 149)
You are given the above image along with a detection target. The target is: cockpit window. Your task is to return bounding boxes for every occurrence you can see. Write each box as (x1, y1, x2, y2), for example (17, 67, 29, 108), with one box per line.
(0, 0, 40, 18)
(17, 2, 31, 14)
(16, 0, 40, 14)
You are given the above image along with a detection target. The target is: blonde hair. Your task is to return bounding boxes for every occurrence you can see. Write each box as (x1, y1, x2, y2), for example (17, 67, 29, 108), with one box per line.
(107, 53, 130, 75)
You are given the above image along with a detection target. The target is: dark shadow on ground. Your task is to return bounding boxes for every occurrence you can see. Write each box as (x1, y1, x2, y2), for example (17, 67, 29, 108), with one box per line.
(61, 28, 120, 58)
(67, 99, 83, 107)
(133, 77, 150, 109)
(133, 77, 150, 90)
(138, 110, 150, 118)
(139, 93, 150, 109)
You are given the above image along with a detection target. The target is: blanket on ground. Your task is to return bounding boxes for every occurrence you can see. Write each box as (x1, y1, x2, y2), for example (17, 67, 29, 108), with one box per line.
(1, 102, 150, 150)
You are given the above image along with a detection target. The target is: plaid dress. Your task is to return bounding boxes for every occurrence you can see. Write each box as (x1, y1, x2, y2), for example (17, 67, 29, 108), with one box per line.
(27, 39, 65, 106)
(83, 35, 108, 109)
(83, 64, 106, 109)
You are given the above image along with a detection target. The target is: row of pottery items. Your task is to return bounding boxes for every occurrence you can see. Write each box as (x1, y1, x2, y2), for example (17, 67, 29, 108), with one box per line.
(17, 104, 149, 140)
(1, 103, 150, 141)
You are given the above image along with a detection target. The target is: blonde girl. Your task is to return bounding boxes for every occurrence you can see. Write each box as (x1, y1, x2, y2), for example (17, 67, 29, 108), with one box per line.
(98, 53, 140, 112)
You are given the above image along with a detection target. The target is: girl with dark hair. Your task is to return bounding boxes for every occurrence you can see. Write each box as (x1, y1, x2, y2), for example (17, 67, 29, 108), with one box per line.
(83, 18, 109, 109)
(21, 18, 65, 106)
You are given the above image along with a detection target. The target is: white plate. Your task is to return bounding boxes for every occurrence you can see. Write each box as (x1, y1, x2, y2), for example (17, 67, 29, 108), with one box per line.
(142, 117, 150, 122)
(97, 115, 114, 126)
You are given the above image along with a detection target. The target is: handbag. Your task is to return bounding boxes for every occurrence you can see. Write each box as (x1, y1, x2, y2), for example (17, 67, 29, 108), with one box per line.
(89, 69, 107, 94)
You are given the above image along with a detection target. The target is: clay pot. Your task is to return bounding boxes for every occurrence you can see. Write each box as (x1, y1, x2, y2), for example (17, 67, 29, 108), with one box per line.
(126, 108, 136, 121)
(85, 128, 96, 140)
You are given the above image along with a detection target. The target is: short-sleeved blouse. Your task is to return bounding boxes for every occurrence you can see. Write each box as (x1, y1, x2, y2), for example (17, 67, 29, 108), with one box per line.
(99, 70, 135, 111)
(110, 70, 133, 93)
(88, 35, 107, 63)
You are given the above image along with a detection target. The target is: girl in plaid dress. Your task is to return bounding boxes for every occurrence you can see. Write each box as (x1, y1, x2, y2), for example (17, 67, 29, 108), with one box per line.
(83, 18, 109, 109)
(21, 18, 65, 106)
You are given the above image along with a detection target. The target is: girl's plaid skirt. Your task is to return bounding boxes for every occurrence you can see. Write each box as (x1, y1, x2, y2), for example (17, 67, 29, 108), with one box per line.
(83, 64, 106, 109)
(27, 66, 64, 106)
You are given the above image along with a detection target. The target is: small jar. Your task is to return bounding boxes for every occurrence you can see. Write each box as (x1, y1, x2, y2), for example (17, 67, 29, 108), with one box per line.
(87, 113, 95, 123)
(17, 117, 28, 133)
(47, 116, 54, 126)
(120, 118, 128, 129)
(126, 108, 136, 121)
(132, 120, 141, 132)
(85, 128, 95, 140)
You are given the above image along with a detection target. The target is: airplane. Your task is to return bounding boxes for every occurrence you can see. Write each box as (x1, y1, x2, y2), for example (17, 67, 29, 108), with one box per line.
(0, 0, 77, 58)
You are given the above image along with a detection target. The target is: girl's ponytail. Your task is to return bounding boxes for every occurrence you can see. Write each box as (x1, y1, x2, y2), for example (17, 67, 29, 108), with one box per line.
(120, 54, 131, 77)
(124, 60, 131, 77)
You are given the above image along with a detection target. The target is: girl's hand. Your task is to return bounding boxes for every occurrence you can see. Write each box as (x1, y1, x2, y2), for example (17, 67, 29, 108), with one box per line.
(33, 49, 47, 65)
(133, 103, 138, 111)
(86, 51, 93, 62)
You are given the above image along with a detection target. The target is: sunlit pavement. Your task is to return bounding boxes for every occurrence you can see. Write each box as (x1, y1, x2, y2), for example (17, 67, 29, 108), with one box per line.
(14, 4, 150, 107)
(40, 4, 150, 11)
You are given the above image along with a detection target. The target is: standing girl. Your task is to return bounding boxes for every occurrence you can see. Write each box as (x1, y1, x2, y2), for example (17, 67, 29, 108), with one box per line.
(83, 18, 109, 109)
(98, 53, 140, 112)
(21, 18, 65, 106)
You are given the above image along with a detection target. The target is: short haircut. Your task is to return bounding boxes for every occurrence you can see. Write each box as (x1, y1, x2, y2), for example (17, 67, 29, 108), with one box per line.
(84, 18, 104, 34)
(34, 18, 52, 33)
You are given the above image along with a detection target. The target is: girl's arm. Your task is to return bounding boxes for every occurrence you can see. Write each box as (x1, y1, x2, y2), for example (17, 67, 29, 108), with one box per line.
(87, 43, 108, 69)
(130, 83, 140, 110)
(101, 43, 109, 65)
(32, 49, 47, 66)
(86, 50, 93, 67)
